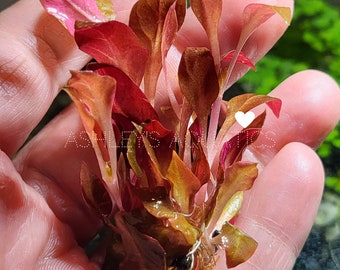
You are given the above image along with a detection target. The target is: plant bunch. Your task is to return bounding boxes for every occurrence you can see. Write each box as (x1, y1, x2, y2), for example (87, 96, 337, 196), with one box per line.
(40, 0, 291, 269)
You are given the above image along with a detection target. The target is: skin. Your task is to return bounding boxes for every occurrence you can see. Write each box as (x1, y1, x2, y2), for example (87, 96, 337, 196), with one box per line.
(0, 0, 339, 269)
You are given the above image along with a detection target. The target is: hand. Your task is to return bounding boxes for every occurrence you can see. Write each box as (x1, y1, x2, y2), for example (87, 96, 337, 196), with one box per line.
(0, 0, 339, 269)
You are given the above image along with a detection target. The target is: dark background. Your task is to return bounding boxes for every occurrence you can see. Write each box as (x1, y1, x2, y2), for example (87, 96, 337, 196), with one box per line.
(0, 0, 17, 10)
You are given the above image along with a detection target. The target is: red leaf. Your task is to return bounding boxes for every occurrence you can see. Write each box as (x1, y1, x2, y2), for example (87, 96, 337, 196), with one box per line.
(222, 50, 256, 71)
(88, 64, 159, 123)
(75, 21, 148, 85)
(220, 128, 261, 169)
(189, 119, 210, 185)
(221, 4, 291, 89)
(214, 94, 281, 162)
(142, 120, 175, 175)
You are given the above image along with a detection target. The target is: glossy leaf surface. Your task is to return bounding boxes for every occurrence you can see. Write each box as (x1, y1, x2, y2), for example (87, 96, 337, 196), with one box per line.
(40, 0, 292, 268)
(211, 222, 258, 268)
(129, 0, 186, 101)
(165, 150, 202, 214)
(41, 0, 108, 34)
(207, 162, 258, 231)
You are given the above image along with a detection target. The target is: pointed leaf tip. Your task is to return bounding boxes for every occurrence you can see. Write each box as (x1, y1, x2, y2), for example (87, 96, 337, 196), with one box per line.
(271, 6, 292, 25)
(222, 50, 256, 71)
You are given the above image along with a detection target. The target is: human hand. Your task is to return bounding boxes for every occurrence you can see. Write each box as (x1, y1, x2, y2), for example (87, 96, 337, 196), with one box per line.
(0, 0, 339, 269)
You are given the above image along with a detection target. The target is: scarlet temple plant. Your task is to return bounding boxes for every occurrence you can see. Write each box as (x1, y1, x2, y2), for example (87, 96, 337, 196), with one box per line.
(40, 0, 291, 269)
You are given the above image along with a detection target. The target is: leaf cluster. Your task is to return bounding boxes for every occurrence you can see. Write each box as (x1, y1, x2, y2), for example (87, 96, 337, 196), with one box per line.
(40, 0, 291, 269)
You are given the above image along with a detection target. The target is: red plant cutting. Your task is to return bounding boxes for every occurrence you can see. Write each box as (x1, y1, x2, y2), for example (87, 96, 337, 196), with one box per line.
(40, 0, 291, 269)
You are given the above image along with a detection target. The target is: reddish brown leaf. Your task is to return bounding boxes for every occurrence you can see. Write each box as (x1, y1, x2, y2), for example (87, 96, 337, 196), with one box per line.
(142, 120, 175, 175)
(114, 212, 166, 270)
(219, 128, 261, 170)
(189, 119, 210, 185)
(214, 94, 281, 160)
(178, 47, 219, 122)
(129, 0, 186, 101)
(191, 0, 222, 64)
(129, 0, 185, 48)
(80, 163, 113, 218)
(75, 21, 148, 85)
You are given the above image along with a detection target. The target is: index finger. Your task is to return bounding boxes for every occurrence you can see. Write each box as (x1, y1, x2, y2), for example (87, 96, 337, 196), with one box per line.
(0, 0, 88, 156)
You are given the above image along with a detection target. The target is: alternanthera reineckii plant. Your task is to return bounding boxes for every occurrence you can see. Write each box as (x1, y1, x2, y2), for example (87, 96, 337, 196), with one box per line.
(40, 0, 291, 269)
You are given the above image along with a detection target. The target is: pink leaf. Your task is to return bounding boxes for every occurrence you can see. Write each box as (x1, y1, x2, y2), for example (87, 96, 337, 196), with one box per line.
(75, 21, 148, 85)
(222, 50, 256, 71)
(40, 0, 106, 34)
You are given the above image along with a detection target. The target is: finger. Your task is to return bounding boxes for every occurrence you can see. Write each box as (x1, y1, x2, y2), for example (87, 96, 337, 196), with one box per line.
(233, 142, 324, 270)
(249, 70, 340, 165)
(0, 0, 87, 156)
(0, 0, 135, 156)
(13, 105, 102, 245)
(0, 150, 98, 269)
